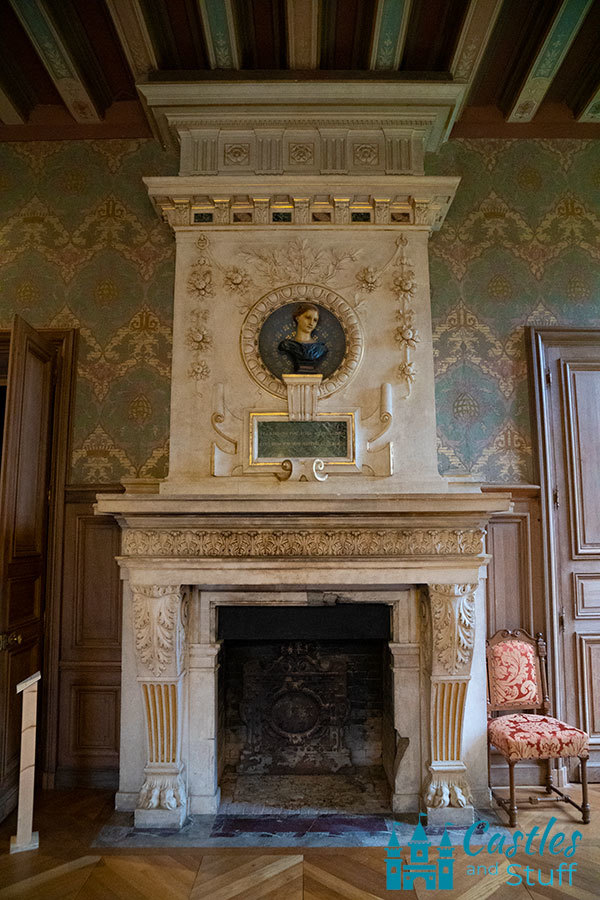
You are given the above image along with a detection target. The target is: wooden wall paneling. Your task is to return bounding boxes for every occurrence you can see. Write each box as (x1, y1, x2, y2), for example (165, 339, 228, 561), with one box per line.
(60, 504, 122, 662)
(484, 485, 545, 635)
(484, 485, 546, 785)
(57, 665, 121, 786)
(55, 486, 123, 789)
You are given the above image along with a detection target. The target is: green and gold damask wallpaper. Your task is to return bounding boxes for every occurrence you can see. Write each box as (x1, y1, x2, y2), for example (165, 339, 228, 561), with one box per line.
(428, 140, 600, 483)
(0, 138, 598, 485)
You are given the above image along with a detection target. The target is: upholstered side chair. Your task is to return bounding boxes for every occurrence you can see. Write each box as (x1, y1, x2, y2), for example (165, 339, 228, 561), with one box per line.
(486, 629, 590, 828)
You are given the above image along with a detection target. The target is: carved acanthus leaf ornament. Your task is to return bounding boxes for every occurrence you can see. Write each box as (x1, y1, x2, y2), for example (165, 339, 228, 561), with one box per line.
(429, 583, 478, 675)
(131, 584, 184, 677)
(123, 528, 485, 559)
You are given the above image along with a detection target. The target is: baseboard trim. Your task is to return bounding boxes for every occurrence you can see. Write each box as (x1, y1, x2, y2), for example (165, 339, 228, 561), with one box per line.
(489, 760, 545, 786)
(0, 784, 18, 824)
(54, 767, 118, 790)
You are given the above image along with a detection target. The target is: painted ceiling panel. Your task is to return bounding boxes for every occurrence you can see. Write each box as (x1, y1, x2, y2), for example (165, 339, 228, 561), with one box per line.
(402, 0, 470, 72)
(235, 0, 287, 69)
(320, 0, 375, 69)
(468, 0, 562, 107)
(544, 0, 600, 112)
(0, 0, 599, 139)
(0, 2, 62, 108)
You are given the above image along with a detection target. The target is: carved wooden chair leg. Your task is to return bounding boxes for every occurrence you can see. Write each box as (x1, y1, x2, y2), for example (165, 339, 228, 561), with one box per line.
(580, 757, 590, 825)
(545, 758, 553, 794)
(508, 761, 517, 827)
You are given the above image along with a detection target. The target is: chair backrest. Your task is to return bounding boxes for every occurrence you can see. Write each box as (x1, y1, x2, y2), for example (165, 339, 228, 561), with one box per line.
(486, 629, 550, 715)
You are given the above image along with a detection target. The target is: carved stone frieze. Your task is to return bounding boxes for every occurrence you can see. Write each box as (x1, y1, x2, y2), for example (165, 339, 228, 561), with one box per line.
(131, 584, 185, 677)
(428, 583, 477, 675)
(123, 528, 485, 559)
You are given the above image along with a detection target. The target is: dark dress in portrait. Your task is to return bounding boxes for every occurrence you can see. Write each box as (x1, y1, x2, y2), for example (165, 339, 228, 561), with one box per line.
(278, 338, 328, 373)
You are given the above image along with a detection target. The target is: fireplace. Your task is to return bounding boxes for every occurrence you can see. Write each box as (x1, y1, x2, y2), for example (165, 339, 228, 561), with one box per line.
(219, 604, 391, 786)
(96, 80, 511, 830)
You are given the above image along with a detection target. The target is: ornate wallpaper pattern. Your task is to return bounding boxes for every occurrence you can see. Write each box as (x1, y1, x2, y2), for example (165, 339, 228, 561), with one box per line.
(0, 138, 598, 484)
(0, 140, 177, 483)
(428, 139, 600, 483)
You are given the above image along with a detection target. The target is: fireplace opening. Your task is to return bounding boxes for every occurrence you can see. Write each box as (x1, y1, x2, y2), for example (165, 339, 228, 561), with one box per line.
(216, 603, 395, 813)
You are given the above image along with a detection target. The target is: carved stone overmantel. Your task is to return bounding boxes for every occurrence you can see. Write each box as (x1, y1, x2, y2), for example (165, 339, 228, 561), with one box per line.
(130, 583, 188, 828)
(99, 82, 510, 827)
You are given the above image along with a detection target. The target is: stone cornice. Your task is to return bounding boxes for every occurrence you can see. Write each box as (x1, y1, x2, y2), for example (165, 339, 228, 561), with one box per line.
(137, 80, 465, 159)
(144, 175, 461, 232)
(96, 490, 512, 520)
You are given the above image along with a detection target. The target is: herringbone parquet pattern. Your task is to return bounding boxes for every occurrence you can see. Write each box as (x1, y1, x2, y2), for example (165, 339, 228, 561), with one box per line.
(0, 787, 598, 899)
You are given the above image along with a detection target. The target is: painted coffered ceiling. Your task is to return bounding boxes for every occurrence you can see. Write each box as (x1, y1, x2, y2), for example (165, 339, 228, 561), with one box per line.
(0, 0, 599, 141)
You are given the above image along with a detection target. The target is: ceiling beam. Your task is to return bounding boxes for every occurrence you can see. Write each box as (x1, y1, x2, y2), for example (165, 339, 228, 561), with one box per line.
(197, 0, 240, 69)
(286, 0, 320, 69)
(369, 0, 413, 70)
(507, 0, 594, 123)
(578, 84, 600, 122)
(450, 0, 503, 118)
(9, 0, 101, 123)
(0, 85, 25, 125)
(105, 0, 158, 79)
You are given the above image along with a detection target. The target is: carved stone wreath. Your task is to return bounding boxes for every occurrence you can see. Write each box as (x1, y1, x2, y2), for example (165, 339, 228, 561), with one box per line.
(240, 283, 364, 399)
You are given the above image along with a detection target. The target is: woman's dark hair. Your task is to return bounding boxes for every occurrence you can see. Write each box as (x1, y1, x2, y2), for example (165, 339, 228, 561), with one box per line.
(293, 302, 319, 322)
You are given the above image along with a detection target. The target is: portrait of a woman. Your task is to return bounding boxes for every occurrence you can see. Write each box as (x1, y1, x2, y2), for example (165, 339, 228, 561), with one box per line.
(278, 302, 328, 373)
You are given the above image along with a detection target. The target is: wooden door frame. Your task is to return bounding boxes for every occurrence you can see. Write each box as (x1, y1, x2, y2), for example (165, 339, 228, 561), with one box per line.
(528, 326, 600, 725)
(0, 327, 78, 788)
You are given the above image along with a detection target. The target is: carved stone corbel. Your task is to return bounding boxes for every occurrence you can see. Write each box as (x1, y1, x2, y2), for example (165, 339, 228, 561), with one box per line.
(130, 583, 188, 828)
(423, 582, 478, 823)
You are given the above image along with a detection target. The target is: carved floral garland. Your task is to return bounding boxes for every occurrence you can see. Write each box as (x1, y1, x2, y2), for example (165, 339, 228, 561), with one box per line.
(392, 235, 418, 397)
(186, 235, 214, 384)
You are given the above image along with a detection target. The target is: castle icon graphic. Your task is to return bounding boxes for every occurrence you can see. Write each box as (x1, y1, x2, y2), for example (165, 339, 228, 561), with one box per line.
(386, 814, 454, 891)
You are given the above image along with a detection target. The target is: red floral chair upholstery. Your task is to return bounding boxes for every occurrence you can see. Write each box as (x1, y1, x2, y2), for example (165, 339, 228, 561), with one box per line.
(487, 629, 590, 828)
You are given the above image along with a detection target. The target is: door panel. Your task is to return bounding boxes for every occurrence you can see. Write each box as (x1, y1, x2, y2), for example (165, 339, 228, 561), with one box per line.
(578, 635, 600, 750)
(0, 316, 54, 820)
(531, 329, 600, 781)
(564, 365, 600, 555)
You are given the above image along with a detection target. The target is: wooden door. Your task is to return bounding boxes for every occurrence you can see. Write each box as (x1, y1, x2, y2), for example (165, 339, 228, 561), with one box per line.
(0, 316, 55, 820)
(530, 328, 600, 781)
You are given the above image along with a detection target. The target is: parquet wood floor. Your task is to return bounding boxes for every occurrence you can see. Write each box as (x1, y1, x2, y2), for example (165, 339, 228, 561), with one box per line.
(0, 786, 598, 899)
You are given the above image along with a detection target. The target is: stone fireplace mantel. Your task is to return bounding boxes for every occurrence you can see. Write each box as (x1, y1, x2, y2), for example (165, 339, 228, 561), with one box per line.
(97, 489, 510, 827)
